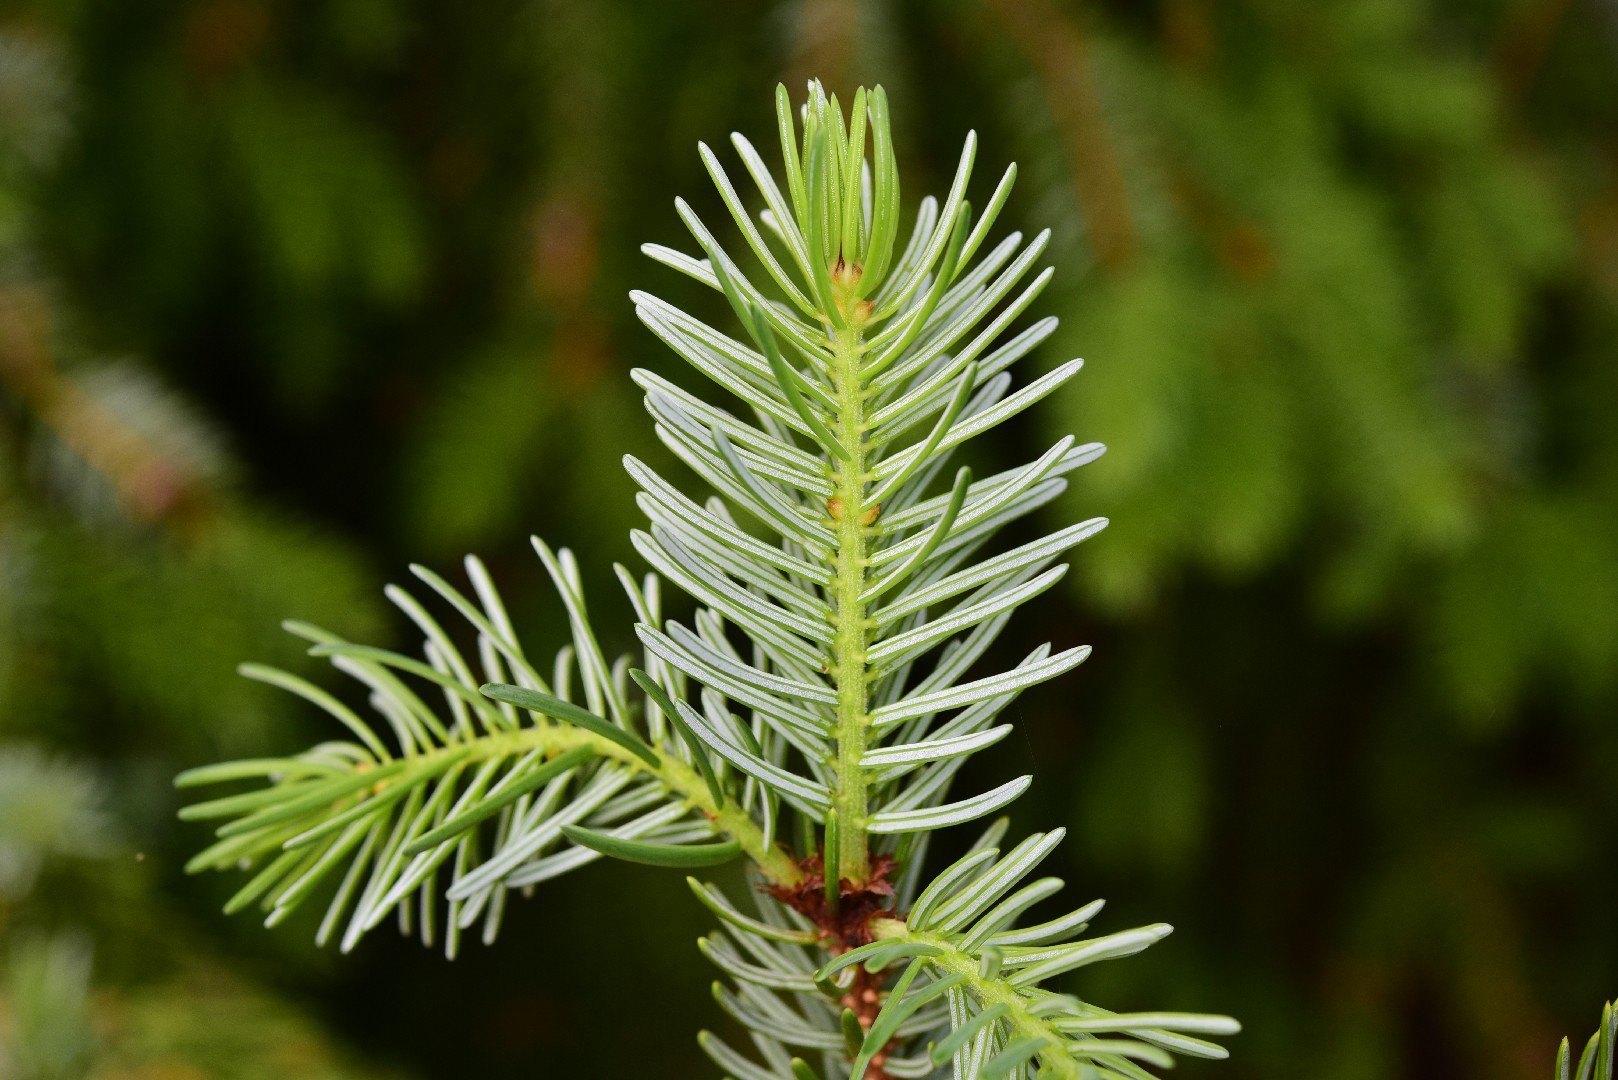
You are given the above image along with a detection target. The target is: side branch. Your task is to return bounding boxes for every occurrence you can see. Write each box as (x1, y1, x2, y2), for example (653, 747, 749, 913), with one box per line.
(182, 704, 803, 901)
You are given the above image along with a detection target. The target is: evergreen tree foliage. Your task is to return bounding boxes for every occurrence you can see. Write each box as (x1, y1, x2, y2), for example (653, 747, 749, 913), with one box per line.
(2, 2, 1614, 1078)
(176, 81, 1240, 1080)
(1, 21, 403, 1079)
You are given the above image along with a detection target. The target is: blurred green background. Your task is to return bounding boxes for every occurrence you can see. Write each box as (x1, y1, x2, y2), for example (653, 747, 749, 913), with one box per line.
(1, 0, 1615, 1077)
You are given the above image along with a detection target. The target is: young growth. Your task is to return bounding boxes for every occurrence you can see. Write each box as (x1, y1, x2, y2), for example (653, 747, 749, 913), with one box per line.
(176, 82, 1238, 1080)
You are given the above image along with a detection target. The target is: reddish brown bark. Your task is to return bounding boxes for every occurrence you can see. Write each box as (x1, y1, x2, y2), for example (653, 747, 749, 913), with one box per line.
(767, 851, 905, 1080)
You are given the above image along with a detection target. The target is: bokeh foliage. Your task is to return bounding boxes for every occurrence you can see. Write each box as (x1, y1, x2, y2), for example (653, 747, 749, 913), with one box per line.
(0, 1, 1614, 1079)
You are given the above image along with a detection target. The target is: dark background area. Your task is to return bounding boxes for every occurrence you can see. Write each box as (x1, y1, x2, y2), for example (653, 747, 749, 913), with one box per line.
(1, 1, 1616, 1078)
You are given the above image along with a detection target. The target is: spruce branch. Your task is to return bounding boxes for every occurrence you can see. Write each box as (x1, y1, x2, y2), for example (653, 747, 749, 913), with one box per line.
(178, 545, 802, 954)
(176, 81, 1236, 1080)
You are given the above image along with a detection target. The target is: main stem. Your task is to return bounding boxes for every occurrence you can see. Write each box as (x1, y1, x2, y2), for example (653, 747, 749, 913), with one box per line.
(830, 323, 873, 883)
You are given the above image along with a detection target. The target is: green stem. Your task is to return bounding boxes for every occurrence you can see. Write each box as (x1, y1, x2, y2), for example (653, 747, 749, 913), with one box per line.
(871, 920, 1084, 1079)
(349, 724, 802, 887)
(829, 323, 873, 883)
